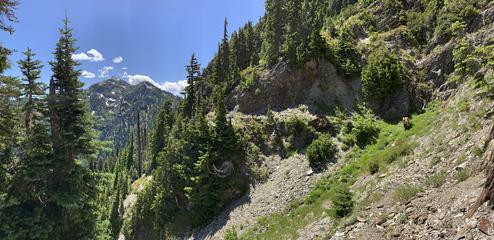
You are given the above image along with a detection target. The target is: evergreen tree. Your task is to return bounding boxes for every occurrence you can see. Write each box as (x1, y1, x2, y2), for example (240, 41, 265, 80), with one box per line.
(282, 0, 303, 66)
(261, 0, 285, 66)
(147, 101, 173, 174)
(184, 54, 201, 118)
(17, 48, 45, 136)
(0, 46, 54, 240)
(0, 0, 17, 34)
(136, 111, 143, 177)
(48, 17, 99, 238)
(125, 134, 135, 173)
(219, 18, 230, 86)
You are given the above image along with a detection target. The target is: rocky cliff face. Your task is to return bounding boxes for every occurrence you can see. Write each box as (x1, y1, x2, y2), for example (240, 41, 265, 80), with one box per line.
(227, 60, 360, 115)
(195, 1, 494, 239)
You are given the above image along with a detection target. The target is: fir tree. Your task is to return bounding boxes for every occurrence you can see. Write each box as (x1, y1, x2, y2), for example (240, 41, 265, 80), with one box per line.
(184, 54, 201, 118)
(48, 16, 99, 238)
(17, 48, 45, 136)
(283, 0, 303, 66)
(0, 0, 17, 34)
(219, 18, 230, 86)
(261, 0, 285, 66)
(147, 101, 173, 174)
(136, 111, 143, 177)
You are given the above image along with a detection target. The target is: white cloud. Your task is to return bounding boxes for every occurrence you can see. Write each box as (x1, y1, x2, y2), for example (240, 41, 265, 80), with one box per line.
(81, 70, 96, 79)
(126, 74, 188, 96)
(113, 56, 124, 64)
(161, 80, 188, 96)
(99, 66, 114, 78)
(121, 67, 128, 70)
(72, 52, 92, 61)
(72, 49, 105, 62)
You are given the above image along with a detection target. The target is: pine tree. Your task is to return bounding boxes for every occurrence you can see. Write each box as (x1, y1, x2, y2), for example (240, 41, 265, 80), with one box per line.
(1, 49, 56, 240)
(0, 0, 17, 34)
(136, 111, 143, 177)
(125, 134, 135, 173)
(184, 54, 201, 118)
(17, 48, 45, 137)
(147, 101, 173, 174)
(220, 18, 230, 86)
(261, 0, 285, 66)
(48, 17, 99, 238)
(283, 0, 303, 66)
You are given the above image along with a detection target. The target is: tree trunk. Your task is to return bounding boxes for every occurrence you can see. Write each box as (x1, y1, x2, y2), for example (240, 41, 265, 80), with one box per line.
(466, 123, 494, 218)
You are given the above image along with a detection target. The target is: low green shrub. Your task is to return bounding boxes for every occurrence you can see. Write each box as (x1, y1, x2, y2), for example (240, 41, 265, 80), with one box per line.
(393, 184, 422, 203)
(368, 160, 379, 174)
(457, 98, 470, 112)
(429, 156, 441, 167)
(455, 168, 471, 182)
(330, 184, 354, 219)
(472, 146, 484, 157)
(361, 49, 404, 102)
(224, 226, 239, 240)
(426, 171, 447, 188)
(306, 134, 337, 167)
(346, 115, 380, 148)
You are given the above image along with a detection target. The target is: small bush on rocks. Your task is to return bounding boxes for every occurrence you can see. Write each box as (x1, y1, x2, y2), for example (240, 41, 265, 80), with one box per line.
(393, 184, 423, 203)
(426, 171, 447, 188)
(224, 226, 238, 240)
(306, 134, 337, 167)
(330, 184, 354, 219)
(368, 160, 380, 174)
(455, 168, 471, 182)
(344, 114, 380, 148)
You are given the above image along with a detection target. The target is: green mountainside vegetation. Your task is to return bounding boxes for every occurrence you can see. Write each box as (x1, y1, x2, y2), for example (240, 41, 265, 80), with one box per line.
(0, 0, 493, 239)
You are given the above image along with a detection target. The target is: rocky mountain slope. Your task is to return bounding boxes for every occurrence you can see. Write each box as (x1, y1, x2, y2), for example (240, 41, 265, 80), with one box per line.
(117, 0, 494, 239)
(188, 1, 494, 239)
(89, 78, 179, 150)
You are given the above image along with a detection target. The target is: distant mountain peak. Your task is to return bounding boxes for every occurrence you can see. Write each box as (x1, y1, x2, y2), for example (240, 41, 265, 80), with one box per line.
(88, 78, 180, 150)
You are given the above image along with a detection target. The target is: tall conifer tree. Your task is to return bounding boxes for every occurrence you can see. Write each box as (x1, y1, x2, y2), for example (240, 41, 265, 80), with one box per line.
(48, 16, 98, 238)
(18, 48, 44, 136)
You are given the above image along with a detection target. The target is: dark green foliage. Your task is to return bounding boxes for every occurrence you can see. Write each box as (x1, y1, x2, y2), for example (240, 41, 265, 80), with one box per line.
(368, 160, 379, 174)
(0, 0, 17, 34)
(17, 48, 45, 136)
(306, 134, 337, 167)
(146, 101, 173, 174)
(361, 49, 404, 102)
(453, 38, 476, 76)
(0, 47, 56, 239)
(328, 0, 358, 16)
(184, 54, 201, 118)
(46, 17, 101, 238)
(261, 0, 285, 66)
(434, 0, 484, 41)
(282, 0, 303, 66)
(344, 115, 380, 148)
(330, 184, 353, 218)
(334, 29, 360, 76)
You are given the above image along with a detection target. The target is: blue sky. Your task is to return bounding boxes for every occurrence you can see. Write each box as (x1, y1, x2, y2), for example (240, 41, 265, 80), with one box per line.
(0, 0, 265, 95)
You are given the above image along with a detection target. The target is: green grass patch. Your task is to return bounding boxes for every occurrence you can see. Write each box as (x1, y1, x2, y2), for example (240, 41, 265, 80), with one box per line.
(240, 102, 439, 239)
(393, 184, 423, 203)
(455, 168, 471, 182)
(426, 171, 447, 188)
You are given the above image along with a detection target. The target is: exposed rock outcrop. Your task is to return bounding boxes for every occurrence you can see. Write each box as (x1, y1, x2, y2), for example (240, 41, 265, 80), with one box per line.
(226, 60, 360, 115)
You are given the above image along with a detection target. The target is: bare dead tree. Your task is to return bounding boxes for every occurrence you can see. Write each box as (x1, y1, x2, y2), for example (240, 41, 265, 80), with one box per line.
(209, 161, 234, 178)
